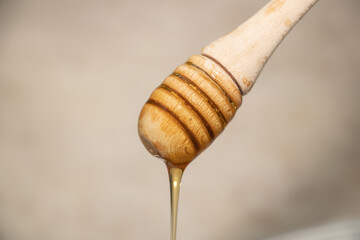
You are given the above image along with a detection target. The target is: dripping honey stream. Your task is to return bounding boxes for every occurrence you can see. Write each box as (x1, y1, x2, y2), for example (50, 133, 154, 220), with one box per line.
(166, 162, 189, 240)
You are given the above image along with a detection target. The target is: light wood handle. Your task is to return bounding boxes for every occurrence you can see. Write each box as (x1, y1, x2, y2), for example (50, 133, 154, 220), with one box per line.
(138, 0, 318, 167)
(203, 0, 318, 95)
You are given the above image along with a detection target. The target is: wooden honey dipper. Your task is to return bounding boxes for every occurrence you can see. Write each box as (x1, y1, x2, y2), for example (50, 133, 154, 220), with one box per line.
(138, 0, 318, 168)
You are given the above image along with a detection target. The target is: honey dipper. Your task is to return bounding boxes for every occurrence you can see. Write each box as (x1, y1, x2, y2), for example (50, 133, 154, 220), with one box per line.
(138, 0, 318, 168)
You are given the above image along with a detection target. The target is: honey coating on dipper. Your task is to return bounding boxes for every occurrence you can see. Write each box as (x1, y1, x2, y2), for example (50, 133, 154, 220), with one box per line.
(138, 54, 242, 166)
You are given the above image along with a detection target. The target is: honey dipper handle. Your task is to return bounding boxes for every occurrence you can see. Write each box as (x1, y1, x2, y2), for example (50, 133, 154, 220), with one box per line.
(202, 0, 319, 95)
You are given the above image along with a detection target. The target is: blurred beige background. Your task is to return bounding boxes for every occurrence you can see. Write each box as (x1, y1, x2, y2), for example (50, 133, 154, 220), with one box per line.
(0, 0, 360, 240)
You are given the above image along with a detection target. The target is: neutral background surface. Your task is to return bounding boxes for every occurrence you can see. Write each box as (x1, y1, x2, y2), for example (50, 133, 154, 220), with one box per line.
(0, 0, 359, 240)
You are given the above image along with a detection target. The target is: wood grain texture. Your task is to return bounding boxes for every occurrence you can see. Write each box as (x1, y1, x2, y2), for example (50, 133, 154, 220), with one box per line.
(138, 55, 242, 165)
(202, 0, 318, 95)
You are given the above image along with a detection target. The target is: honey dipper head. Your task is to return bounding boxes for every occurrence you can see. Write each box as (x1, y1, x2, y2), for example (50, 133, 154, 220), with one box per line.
(138, 55, 242, 166)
